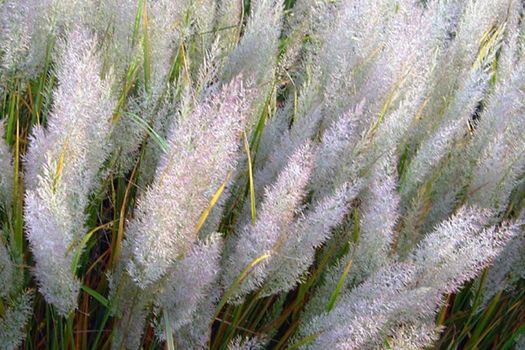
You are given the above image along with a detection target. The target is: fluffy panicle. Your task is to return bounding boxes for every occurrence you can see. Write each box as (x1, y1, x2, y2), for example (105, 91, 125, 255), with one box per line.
(466, 69, 525, 212)
(470, 67, 525, 156)
(157, 234, 222, 335)
(255, 79, 322, 190)
(483, 221, 525, 303)
(468, 133, 525, 213)
(369, 0, 461, 160)
(496, 1, 524, 82)
(146, 0, 193, 92)
(453, 0, 510, 68)
(221, 0, 283, 121)
(24, 27, 115, 315)
(111, 283, 152, 350)
(109, 97, 151, 175)
(24, 125, 47, 192)
(309, 101, 363, 198)
(318, 0, 394, 102)
(222, 0, 282, 85)
(176, 289, 221, 349)
(298, 263, 424, 349)
(401, 65, 492, 198)
(420, 65, 525, 231)
(240, 83, 324, 225)
(0, 0, 35, 73)
(410, 206, 514, 293)
(0, 0, 97, 78)
(255, 99, 294, 170)
(0, 291, 33, 350)
(126, 76, 254, 288)
(96, 0, 139, 78)
(222, 142, 315, 302)
(0, 235, 32, 349)
(402, 0, 506, 161)
(254, 74, 321, 180)
(317, 0, 445, 134)
(281, 0, 337, 76)
(341, 2, 426, 126)
(299, 204, 515, 348)
(216, 0, 243, 50)
(349, 154, 400, 284)
(260, 182, 360, 296)
(298, 157, 400, 320)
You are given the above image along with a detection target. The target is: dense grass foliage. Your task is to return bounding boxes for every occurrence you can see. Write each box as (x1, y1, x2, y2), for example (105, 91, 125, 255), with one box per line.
(0, 0, 524, 349)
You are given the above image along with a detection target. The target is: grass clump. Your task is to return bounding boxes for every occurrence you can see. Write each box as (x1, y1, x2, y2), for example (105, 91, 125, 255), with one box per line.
(0, 0, 524, 349)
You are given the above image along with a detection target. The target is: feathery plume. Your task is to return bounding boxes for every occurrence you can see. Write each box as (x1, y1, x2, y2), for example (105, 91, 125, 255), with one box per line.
(126, 76, 254, 288)
(483, 221, 525, 302)
(157, 234, 222, 335)
(215, 0, 243, 50)
(0, 0, 97, 78)
(401, 65, 492, 198)
(24, 27, 115, 315)
(221, 0, 283, 124)
(222, 142, 315, 302)
(222, 0, 283, 86)
(309, 102, 363, 198)
(349, 154, 400, 284)
(299, 205, 514, 349)
(260, 182, 359, 296)
(0, 291, 33, 350)
(298, 263, 422, 349)
(411, 206, 514, 293)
